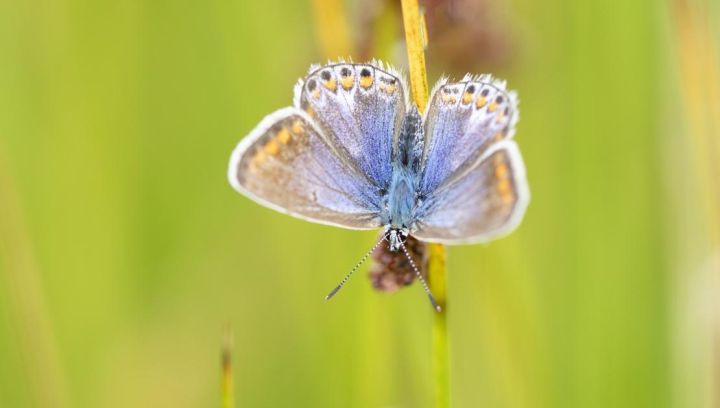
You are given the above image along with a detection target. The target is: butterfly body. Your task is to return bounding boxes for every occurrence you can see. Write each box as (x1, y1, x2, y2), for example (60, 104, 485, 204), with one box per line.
(382, 107, 423, 236)
(229, 61, 529, 250)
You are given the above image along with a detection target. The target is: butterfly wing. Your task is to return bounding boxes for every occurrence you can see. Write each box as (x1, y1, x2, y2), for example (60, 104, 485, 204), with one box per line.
(412, 140, 529, 243)
(294, 61, 407, 189)
(228, 107, 383, 229)
(413, 76, 528, 243)
(419, 76, 519, 194)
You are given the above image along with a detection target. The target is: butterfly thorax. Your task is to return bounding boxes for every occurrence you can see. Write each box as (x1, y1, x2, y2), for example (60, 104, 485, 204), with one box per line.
(381, 106, 424, 250)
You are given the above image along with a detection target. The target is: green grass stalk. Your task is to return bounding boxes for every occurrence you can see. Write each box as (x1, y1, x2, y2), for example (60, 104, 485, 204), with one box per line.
(221, 328, 233, 408)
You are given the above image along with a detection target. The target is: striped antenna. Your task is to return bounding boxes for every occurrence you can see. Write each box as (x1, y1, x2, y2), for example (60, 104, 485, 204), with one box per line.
(325, 234, 386, 300)
(399, 239, 441, 312)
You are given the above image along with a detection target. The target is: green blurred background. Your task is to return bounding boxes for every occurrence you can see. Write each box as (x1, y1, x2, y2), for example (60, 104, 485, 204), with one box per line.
(1, 0, 718, 407)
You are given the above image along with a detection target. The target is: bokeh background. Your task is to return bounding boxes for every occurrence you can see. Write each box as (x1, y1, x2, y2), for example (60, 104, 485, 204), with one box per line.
(1, 0, 718, 407)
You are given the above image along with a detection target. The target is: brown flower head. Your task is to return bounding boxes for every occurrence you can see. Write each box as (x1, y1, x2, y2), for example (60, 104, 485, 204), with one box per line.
(369, 231, 428, 293)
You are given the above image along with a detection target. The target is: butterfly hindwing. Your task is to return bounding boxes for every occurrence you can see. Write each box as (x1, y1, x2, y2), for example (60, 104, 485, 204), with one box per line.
(228, 107, 383, 229)
(295, 62, 407, 189)
(413, 140, 529, 243)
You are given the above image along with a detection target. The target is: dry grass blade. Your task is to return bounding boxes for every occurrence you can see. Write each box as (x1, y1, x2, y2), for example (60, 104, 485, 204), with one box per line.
(401, 1, 450, 407)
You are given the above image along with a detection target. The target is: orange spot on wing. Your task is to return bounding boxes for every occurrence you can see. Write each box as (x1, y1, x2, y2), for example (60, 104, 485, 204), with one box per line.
(277, 128, 292, 144)
(487, 102, 498, 112)
(360, 75, 373, 88)
(290, 120, 303, 135)
(495, 163, 509, 179)
(341, 76, 354, 90)
(323, 79, 337, 91)
(497, 179, 513, 203)
(476, 96, 487, 109)
(264, 139, 279, 156)
(441, 94, 457, 104)
(462, 92, 473, 105)
(251, 150, 267, 168)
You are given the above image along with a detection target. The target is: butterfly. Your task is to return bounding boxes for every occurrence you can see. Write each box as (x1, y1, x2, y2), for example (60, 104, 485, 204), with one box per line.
(228, 60, 529, 310)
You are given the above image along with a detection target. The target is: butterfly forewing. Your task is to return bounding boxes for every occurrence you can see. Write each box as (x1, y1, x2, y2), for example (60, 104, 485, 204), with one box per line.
(420, 77, 518, 194)
(228, 107, 383, 229)
(296, 62, 407, 189)
(413, 140, 529, 243)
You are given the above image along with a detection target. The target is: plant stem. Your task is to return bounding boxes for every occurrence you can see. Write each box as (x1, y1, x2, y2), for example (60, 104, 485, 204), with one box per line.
(400, 2, 450, 407)
(221, 327, 233, 408)
(400, 0, 430, 112)
(428, 243, 449, 408)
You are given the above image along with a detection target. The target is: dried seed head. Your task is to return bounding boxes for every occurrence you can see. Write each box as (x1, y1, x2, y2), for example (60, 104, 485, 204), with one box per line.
(369, 231, 427, 293)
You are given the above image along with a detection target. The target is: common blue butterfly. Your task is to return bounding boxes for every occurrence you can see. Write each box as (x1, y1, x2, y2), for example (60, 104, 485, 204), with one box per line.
(228, 61, 529, 309)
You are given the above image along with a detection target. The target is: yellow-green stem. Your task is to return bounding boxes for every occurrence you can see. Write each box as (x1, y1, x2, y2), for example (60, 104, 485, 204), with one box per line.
(400, 1, 450, 407)
(428, 243, 449, 408)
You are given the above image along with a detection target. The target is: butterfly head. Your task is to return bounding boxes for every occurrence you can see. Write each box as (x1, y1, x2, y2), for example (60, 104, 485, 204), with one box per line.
(386, 227, 409, 252)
